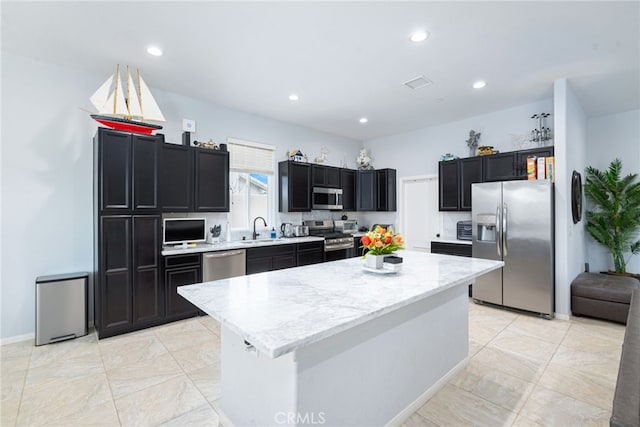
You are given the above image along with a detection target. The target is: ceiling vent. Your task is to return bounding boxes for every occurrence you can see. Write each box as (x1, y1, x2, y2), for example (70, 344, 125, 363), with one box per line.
(404, 76, 433, 90)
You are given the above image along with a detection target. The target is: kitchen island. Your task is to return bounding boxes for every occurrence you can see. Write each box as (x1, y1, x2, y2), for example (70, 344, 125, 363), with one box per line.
(178, 251, 502, 426)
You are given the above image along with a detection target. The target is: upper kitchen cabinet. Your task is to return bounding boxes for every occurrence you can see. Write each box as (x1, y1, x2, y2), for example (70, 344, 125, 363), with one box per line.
(160, 144, 193, 212)
(194, 148, 230, 212)
(483, 146, 554, 181)
(312, 165, 341, 188)
(376, 169, 397, 211)
(96, 128, 161, 212)
(439, 160, 459, 211)
(340, 169, 357, 211)
(459, 157, 483, 211)
(279, 161, 312, 212)
(356, 170, 376, 211)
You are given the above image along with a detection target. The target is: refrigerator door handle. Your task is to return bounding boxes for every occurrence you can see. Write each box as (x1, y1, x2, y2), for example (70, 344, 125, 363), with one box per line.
(496, 204, 501, 257)
(503, 203, 508, 256)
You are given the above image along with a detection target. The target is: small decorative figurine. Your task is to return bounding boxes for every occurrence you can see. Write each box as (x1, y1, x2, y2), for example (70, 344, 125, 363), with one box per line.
(466, 130, 481, 156)
(356, 148, 374, 170)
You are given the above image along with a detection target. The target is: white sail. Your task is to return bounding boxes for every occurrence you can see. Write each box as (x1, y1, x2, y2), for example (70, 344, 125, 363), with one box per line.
(113, 68, 128, 116)
(90, 75, 113, 114)
(137, 73, 166, 122)
(126, 68, 143, 119)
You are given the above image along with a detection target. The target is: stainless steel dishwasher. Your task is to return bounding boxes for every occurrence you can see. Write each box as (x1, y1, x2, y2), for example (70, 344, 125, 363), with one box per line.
(203, 249, 246, 282)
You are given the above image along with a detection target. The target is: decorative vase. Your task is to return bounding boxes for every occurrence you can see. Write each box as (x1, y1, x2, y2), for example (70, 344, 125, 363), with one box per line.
(365, 254, 384, 270)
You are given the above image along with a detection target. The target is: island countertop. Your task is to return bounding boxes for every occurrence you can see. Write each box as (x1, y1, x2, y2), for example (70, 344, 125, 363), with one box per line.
(178, 251, 503, 358)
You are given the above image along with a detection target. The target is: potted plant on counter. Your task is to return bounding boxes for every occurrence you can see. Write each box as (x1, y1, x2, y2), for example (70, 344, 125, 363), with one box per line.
(584, 159, 640, 278)
(360, 226, 405, 270)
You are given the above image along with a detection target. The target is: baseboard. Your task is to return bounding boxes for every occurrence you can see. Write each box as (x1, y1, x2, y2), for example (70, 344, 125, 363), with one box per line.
(385, 356, 469, 427)
(0, 332, 34, 346)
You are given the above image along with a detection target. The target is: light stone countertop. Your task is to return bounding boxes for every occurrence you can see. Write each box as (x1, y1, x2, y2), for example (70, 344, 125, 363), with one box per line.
(161, 236, 324, 256)
(178, 251, 503, 358)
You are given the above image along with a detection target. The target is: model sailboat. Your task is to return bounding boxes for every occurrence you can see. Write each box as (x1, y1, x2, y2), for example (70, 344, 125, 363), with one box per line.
(89, 65, 165, 134)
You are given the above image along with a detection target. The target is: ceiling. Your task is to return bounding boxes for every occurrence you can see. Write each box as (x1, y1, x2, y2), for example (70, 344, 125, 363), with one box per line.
(2, 1, 639, 141)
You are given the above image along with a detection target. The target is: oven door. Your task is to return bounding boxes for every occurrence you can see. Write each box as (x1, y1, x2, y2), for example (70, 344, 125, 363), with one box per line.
(325, 248, 349, 262)
(313, 187, 343, 210)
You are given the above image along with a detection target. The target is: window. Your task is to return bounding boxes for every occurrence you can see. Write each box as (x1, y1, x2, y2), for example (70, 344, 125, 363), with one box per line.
(227, 138, 275, 229)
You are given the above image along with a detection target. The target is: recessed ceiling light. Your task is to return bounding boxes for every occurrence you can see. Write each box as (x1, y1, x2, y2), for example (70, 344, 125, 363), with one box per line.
(146, 46, 163, 56)
(473, 80, 487, 89)
(410, 31, 429, 43)
(289, 94, 299, 101)
(359, 117, 368, 124)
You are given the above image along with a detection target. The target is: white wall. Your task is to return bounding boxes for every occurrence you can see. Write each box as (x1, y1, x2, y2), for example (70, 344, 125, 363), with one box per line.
(0, 53, 360, 341)
(586, 109, 640, 274)
(553, 79, 588, 318)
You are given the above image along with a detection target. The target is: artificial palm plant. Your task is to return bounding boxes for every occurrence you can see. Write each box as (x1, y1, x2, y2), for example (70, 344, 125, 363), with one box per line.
(584, 159, 640, 274)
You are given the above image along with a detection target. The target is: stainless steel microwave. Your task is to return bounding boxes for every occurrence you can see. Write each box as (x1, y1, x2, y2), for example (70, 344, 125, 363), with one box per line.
(312, 187, 343, 210)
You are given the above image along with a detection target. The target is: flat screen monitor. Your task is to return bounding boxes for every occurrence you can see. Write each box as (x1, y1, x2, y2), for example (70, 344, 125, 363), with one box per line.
(163, 218, 206, 246)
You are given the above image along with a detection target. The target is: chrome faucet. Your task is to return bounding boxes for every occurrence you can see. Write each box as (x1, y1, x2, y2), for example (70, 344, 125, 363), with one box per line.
(252, 216, 267, 240)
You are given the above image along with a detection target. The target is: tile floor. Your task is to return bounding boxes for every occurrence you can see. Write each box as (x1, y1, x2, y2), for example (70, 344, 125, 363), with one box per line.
(0, 301, 624, 426)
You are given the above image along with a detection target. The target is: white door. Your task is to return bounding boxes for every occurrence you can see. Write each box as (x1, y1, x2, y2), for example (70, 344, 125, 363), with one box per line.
(401, 176, 440, 252)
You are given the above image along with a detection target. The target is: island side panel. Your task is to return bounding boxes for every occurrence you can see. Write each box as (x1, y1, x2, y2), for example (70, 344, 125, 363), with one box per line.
(219, 326, 298, 426)
(295, 283, 469, 426)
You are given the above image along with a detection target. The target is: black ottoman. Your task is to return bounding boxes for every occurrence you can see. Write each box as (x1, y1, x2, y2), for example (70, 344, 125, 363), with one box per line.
(571, 272, 640, 324)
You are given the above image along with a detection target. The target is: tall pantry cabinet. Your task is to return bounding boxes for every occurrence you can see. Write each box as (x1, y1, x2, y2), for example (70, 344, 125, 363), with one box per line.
(94, 128, 163, 338)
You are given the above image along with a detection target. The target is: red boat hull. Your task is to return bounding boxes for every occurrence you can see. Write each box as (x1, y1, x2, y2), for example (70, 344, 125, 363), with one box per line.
(91, 115, 162, 135)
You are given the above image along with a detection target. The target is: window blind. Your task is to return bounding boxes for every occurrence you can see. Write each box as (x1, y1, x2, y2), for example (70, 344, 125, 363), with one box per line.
(227, 137, 276, 175)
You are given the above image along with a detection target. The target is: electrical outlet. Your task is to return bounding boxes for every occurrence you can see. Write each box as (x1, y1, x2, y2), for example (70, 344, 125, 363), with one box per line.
(182, 119, 196, 132)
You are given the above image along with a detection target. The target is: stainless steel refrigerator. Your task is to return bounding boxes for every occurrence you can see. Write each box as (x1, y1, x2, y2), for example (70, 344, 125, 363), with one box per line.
(472, 180, 554, 317)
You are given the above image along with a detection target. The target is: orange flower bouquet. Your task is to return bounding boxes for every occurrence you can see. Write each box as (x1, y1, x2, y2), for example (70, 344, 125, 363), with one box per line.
(360, 226, 405, 256)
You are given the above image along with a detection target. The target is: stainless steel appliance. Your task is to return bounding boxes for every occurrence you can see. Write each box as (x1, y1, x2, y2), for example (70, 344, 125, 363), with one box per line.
(281, 223, 294, 238)
(457, 221, 472, 241)
(304, 219, 354, 261)
(293, 225, 309, 237)
(334, 220, 357, 234)
(472, 180, 554, 317)
(203, 249, 246, 282)
(312, 187, 343, 210)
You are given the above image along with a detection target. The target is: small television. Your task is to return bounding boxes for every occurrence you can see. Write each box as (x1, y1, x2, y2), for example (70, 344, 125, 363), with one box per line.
(163, 218, 206, 246)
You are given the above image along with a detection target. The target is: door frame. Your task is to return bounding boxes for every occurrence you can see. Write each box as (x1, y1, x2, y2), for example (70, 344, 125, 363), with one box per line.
(399, 174, 441, 251)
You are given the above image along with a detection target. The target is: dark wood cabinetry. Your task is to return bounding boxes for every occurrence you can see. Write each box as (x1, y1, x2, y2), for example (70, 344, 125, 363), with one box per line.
(97, 128, 161, 212)
(312, 165, 341, 188)
(340, 169, 357, 211)
(164, 254, 201, 320)
(296, 241, 324, 266)
(440, 147, 554, 211)
(97, 215, 161, 338)
(430, 241, 472, 257)
(194, 148, 229, 212)
(279, 161, 312, 212)
(438, 161, 459, 211)
(357, 170, 377, 211)
(160, 144, 193, 212)
(246, 244, 297, 274)
(459, 157, 483, 211)
(376, 169, 397, 211)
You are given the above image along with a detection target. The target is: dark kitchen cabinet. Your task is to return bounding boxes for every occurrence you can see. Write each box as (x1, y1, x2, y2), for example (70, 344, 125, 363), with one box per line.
(160, 144, 193, 212)
(164, 253, 201, 320)
(279, 161, 312, 212)
(439, 161, 459, 211)
(340, 169, 357, 211)
(357, 170, 376, 211)
(376, 169, 397, 211)
(430, 241, 472, 257)
(483, 147, 554, 182)
(296, 241, 324, 266)
(97, 215, 162, 338)
(312, 165, 341, 188)
(96, 128, 161, 212)
(459, 157, 483, 211)
(348, 236, 363, 258)
(246, 244, 297, 274)
(194, 148, 229, 212)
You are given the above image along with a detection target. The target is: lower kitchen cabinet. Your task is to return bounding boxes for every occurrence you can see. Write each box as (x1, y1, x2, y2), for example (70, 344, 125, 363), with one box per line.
(164, 253, 201, 320)
(297, 241, 324, 266)
(96, 215, 162, 339)
(246, 244, 297, 275)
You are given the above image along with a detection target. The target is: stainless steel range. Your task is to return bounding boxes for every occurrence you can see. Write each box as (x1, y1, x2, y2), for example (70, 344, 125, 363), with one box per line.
(303, 220, 354, 261)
